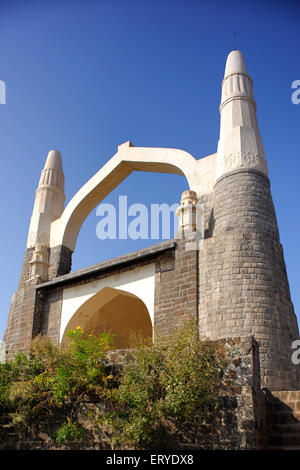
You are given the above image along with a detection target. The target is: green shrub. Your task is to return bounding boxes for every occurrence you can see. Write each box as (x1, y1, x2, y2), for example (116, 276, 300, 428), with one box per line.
(0, 320, 225, 449)
(0, 360, 15, 406)
(0, 328, 114, 418)
(54, 417, 85, 445)
(109, 319, 225, 448)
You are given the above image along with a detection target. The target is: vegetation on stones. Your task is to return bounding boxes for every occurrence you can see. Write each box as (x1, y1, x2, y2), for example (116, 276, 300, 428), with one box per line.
(0, 320, 225, 449)
(54, 417, 85, 445)
(0, 327, 115, 444)
(108, 320, 225, 447)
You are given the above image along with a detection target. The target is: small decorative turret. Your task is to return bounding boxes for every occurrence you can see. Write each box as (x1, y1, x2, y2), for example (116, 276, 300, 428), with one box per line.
(215, 50, 268, 181)
(176, 190, 199, 233)
(175, 190, 204, 250)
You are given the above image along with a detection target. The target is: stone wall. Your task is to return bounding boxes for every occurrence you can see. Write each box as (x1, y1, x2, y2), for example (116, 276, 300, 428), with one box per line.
(198, 169, 300, 390)
(154, 239, 198, 342)
(0, 336, 268, 450)
(48, 245, 72, 279)
(3, 248, 39, 358)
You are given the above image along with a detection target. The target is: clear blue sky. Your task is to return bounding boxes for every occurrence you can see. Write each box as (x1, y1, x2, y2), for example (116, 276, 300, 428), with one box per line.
(0, 0, 299, 341)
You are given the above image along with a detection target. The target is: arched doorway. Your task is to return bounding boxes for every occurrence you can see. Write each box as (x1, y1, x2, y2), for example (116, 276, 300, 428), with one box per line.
(60, 286, 152, 350)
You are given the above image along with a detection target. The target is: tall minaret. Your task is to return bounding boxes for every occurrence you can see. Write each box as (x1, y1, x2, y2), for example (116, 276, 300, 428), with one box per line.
(26, 150, 65, 282)
(215, 50, 268, 182)
(199, 50, 300, 390)
(27, 150, 65, 250)
(3, 150, 65, 357)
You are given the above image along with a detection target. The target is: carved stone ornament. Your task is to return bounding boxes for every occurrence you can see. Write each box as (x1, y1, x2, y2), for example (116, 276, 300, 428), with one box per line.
(224, 150, 260, 170)
(29, 244, 49, 282)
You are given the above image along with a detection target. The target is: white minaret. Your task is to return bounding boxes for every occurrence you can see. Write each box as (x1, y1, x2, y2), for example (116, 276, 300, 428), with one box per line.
(26, 150, 65, 281)
(215, 50, 268, 181)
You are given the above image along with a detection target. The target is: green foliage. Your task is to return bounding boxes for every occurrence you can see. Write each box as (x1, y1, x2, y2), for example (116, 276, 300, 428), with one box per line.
(54, 417, 85, 445)
(110, 320, 225, 448)
(0, 360, 14, 406)
(0, 328, 114, 430)
(0, 320, 225, 449)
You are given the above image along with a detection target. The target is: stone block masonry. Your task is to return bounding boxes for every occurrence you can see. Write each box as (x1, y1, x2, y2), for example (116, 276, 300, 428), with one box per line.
(154, 239, 199, 342)
(4, 248, 40, 359)
(199, 169, 300, 390)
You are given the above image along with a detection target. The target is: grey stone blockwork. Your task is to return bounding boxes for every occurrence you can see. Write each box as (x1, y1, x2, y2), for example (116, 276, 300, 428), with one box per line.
(4, 248, 39, 358)
(49, 245, 73, 278)
(199, 169, 300, 390)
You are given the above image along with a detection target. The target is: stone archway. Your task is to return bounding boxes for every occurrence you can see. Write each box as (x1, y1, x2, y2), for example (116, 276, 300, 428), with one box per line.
(48, 141, 216, 278)
(49, 141, 212, 253)
(60, 286, 153, 350)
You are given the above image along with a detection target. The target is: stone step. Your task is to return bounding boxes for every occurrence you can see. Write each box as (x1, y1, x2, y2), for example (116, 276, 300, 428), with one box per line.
(267, 446, 300, 451)
(268, 433, 300, 447)
(265, 391, 300, 450)
(267, 410, 300, 424)
(265, 395, 300, 412)
(270, 422, 300, 434)
(266, 401, 295, 413)
(272, 391, 300, 401)
(270, 401, 300, 413)
(279, 403, 300, 413)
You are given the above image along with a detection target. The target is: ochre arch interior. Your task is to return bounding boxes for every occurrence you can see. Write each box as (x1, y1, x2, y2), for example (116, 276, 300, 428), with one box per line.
(61, 286, 152, 350)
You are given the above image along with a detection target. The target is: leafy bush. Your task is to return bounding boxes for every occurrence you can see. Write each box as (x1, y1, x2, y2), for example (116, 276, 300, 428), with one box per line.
(109, 319, 225, 448)
(0, 328, 115, 420)
(54, 417, 85, 445)
(0, 320, 225, 449)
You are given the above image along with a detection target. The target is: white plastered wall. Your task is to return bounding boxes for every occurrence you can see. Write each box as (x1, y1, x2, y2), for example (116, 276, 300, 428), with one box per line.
(59, 263, 155, 343)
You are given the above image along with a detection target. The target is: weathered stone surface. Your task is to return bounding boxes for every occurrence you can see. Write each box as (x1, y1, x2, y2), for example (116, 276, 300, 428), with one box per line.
(48, 245, 73, 278)
(198, 169, 300, 390)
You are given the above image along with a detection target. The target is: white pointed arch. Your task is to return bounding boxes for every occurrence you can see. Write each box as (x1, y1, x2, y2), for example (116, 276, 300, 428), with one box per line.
(60, 286, 153, 350)
(49, 141, 216, 252)
(59, 261, 156, 344)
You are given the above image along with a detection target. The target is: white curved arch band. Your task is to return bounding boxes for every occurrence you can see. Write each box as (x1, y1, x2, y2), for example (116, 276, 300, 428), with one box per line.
(50, 141, 217, 251)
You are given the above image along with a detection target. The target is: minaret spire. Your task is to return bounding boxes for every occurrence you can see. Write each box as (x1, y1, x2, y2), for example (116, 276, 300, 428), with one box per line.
(204, 49, 300, 390)
(27, 150, 65, 249)
(215, 49, 268, 182)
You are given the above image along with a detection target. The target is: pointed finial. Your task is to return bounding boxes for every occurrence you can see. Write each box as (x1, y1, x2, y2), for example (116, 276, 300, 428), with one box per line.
(44, 150, 63, 172)
(38, 150, 64, 192)
(224, 49, 248, 78)
(234, 32, 237, 50)
(215, 49, 268, 182)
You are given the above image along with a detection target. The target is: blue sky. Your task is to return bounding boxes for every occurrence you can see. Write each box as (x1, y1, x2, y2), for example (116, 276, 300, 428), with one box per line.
(0, 0, 299, 341)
